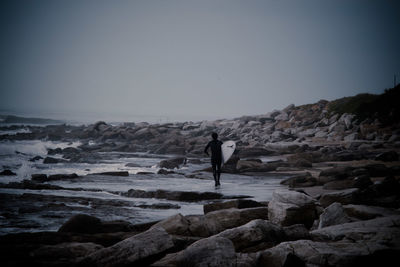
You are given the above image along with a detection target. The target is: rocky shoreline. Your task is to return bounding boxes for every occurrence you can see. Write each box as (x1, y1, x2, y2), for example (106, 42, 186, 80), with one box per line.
(1, 87, 400, 266)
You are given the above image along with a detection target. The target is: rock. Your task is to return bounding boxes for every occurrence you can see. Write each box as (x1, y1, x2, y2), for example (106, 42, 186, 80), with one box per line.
(92, 171, 129, 176)
(318, 166, 354, 183)
(43, 157, 68, 164)
(203, 199, 266, 214)
(0, 169, 16, 176)
(268, 190, 318, 228)
(29, 155, 43, 162)
(319, 188, 359, 207)
(150, 214, 191, 236)
(31, 242, 103, 261)
(280, 173, 317, 188)
(59, 214, 102, 234)
(353, 175, 373, 189)
(216, 219, 285, 252)
(343, 204, 400, 220)
(237, 147, 275, 157)
(257, 239, 399, 267)
(157, 169, 175, 175)
(282, 224, 310, 241)
(375, 150, 399, 162)
(48, 173, 79, 181)
(311, 215, 400, 242)
(323, 179, 355, 190)
(152, 207, 269, 237)
(318, 202, 353, 229)
(125, 162, 141, 167)
(58, 214, 135, 234)
(344, 132, 358, 141)
(174, 236, 236, 267)
(364, 164, 393, 177)
(158, 157, 187, 169)
(82, 227, 174, 267)
(31, 174, 47, 181)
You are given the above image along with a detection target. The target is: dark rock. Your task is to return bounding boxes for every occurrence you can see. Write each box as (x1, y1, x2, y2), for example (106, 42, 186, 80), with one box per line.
(237, 147, 275, 157)
(47, 173, 79, 181)
(125, 162, 141, 167)
(375, 150, 399, 162)
(123, 189, 226, 202)
(30, 242, 103, 261)
(365, 164, 393, 177)
(158, 157, 187, 169)
(353, 175, 373, 189)
(280, 173, 317, 188)
(319, 166, 354, 181)
(282, 224, 311, 241)
(203, 199, 266, 214)
(82, 227, 174, 267)
(43, 157, 68, 164)
(0, 169, 16, 176)
(47, 147, 62, 155)
(319, 188, 359, 207)
(92, 171, 129, 176)
(157, 169, 175, 175)
(59, 214, 102, 234)
(31, 174, 47, 182)
(323, 179, 355, 190)
(29, 156, 43, 162)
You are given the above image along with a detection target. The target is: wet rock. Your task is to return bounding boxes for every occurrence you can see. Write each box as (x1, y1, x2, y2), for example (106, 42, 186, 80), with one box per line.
(125, 162, 141, 167)
(29, 155, 43, 162)
(318, 202, 353, 229)
(82, 227, 174, 267)
(92, 171, 129, 176)
(216, 219, 285, 252)
(157, 169, 175, 175)
(0, 169, 16, 176)
(353, 175, 373, 189)
(268, 190, 318, 228)
(58, 214, 135, 234)
(158, 157, 187, 169)
(43, 156, 68, 164)
(375, 150, 399, 162)
(203, 199, 266, 214)
(123, 189, 225, 202)
(31, 174, 47, 181)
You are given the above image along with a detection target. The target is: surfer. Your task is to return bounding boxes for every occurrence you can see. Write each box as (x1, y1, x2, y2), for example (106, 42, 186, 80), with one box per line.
(204, 132, 223, 186)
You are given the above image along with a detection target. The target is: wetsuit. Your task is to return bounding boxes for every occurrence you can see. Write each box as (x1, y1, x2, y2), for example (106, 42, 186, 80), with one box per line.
(204, 139, 223, 185)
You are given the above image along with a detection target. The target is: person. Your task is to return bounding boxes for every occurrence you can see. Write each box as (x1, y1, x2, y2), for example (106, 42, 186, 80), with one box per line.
(204, 132, 223, 186)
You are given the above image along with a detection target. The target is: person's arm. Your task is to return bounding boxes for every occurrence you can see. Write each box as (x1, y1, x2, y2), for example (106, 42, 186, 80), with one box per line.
(204, 142, 210, 156)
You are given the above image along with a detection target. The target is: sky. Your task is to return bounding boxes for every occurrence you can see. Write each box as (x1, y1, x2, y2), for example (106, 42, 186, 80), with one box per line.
(0, 0, 399, 122)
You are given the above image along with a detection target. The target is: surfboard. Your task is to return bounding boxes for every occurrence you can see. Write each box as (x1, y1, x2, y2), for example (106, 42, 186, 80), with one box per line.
(221, 140, 236, 164)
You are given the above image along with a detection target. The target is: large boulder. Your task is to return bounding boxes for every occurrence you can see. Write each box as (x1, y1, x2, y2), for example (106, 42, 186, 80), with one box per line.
(175, 236, 237, 267)
(257, 239, 399, 267)
(82, 227, 174, 267)
(268, 190, 318, 228)
(152, 207, 269, 237)
(216, 219, 285, 252)
(311, 215, 400, 243)
(318, 202, 353, 229)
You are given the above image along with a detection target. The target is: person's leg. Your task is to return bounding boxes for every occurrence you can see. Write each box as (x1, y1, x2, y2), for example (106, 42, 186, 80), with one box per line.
(212, 162, 218, 186)
(216, 161, 221, 185)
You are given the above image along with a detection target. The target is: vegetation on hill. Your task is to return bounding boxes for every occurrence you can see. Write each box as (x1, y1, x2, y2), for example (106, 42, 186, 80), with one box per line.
(327, 85, 400, 125)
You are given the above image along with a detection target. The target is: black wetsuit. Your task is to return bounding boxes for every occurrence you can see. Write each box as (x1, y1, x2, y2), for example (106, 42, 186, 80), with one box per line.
(204, 139, 223, 185)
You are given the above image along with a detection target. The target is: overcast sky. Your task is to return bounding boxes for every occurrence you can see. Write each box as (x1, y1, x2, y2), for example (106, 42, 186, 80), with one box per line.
(1, 0, 399, 122)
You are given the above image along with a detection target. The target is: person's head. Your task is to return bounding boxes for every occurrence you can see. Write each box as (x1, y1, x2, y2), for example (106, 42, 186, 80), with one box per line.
(211, 132, 218, 140)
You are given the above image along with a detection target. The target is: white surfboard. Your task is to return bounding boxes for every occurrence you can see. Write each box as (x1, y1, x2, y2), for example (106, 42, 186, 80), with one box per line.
(222, 140, 236, 164)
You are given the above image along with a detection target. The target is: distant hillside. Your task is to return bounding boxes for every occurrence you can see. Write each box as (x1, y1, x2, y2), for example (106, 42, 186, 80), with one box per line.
(0, 115, 64, 125)
(327, 85, 400, 125)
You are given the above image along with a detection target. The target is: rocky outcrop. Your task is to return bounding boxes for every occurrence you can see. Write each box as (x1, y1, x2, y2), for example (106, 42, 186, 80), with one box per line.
(268, 190, 318, 228)
(82, 227, 174, 267)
